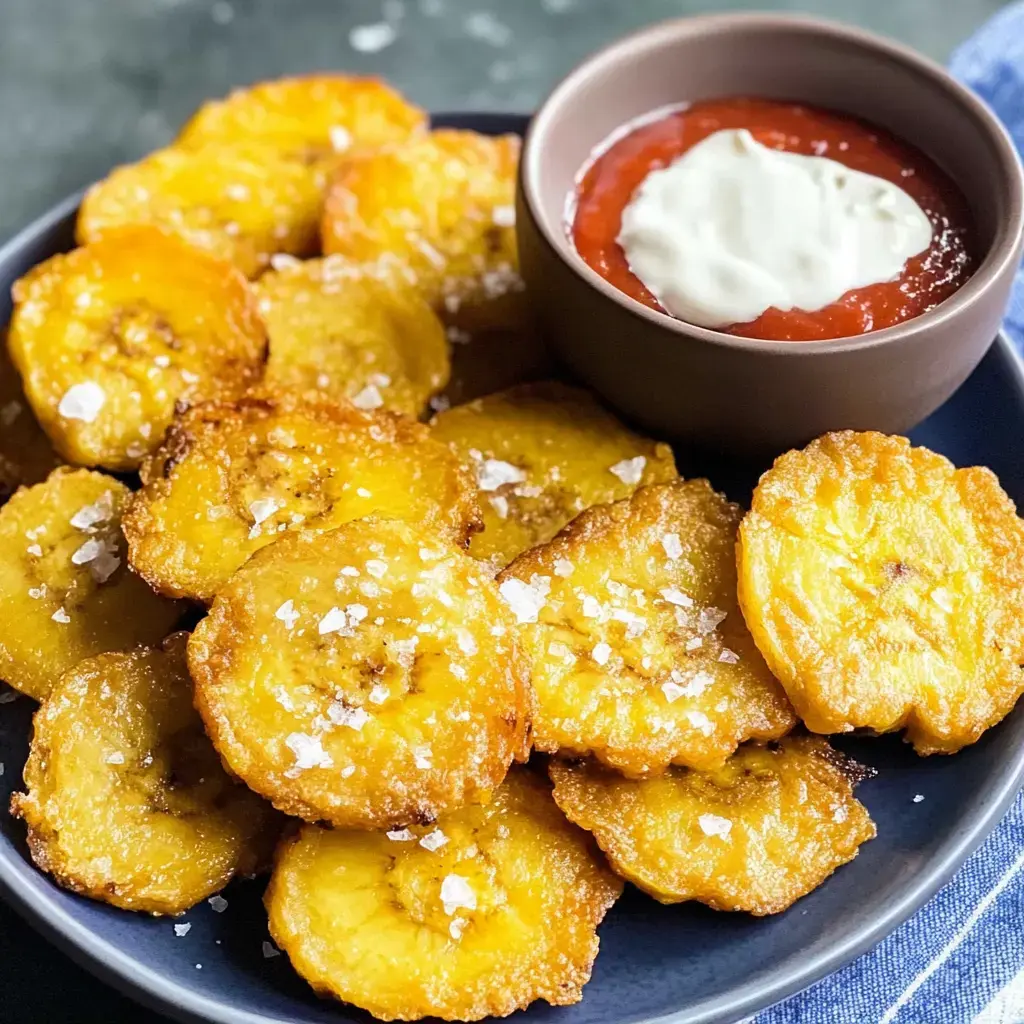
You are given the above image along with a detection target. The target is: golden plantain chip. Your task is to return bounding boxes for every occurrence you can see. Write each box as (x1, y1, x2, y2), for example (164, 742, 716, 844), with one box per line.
(177, 74, 426, 168)
(256, 256, 450, 416)
(124, 391, 481, 602)
(0, 468, 184, 701)
(321, 130, 523, 329)
(188, 518, 532, 829)
(11, 635, 280, 915)
(265, 768, 621, 1021)
(498, 480, 796, 776)
(0, 339, 61, 502)
(77, 144, 325, 278)
(738, 430, 1024, 755)
(8, 227, 267, 471)
(431, 382, 678, 567)
(550, 735, 875, 915)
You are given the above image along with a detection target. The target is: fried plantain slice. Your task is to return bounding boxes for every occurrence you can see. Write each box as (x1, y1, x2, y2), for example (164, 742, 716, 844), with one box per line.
(0, 338, 61, 502)
(188, 518, 532, 830)
(124, 391, 481, 602)
(431, 382, 678, 567)
(7, 227, 267, 471)
(10, 634, 280, 915)
(498, 480, 796, 776)
(77, 145, 325, 278)
(265, 768, 621, 1021)
(550, 735, 875, 915)
(256, 256, 449, 416)
(0, 468, 184, 701)
(738, 430, 1024, 755)
(177, 74, 426, 169)
(321, 130, 524, 330)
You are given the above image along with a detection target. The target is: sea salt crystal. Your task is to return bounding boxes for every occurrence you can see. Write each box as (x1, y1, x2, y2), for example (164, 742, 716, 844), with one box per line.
(285, 732, 333, 771)
(833, 806, 849, 823)
(491, 204, 515, 227)
(58, 382, 105, 423)
(71, 538, 104, 565)
(660, 587, 693, 607)
(318, 606, 349, 635)
(208, 896, 229, 913)
(718, 648, 739, 664)
(591, 642, 612, 666)
(609, 456, 645, 485)
(248, 497, 279, 531)
(365, 558, 388, 578)
(440, 874, 477, 915)
(387, 828, 415, 842)
(174, 923, 191, 937)
(489, 495, 509, 518)
(349, 21, 396, 52)
(456, 628, 478, 656)
(367, 373, 392, 389)
(262, 941, 281, 959)
(685, 636, 703, 651)
(326, 703, 370, 731)
(329, 125, 352, 152)
(554, 558, 574, 577)
(698, 813, 732, 838)
(419, 829, 448, 852)
(581, 594, 603, 619)
(51, 607, 71, 624)
(913, 794, 925, 804)
(661, 533, 683, 559)
(931, 587, 954, 614)
(26, 544, 42, 557)
(413, 745, 433, 770)
(346, 603, 368, 624)
(351, 384, 384, 410)
(106, 752, 125, 765)
(369, 683, 390, 705)
(697, 607, 727, 634)
(275, 600, 299, 630)
(70, 492, 113, 530)
(498, 575, 550, 623)
(685, 710, 714, 735)
(269, 253, 301, 271)
(476, 459, 526, 491)
(27, 586, 46, 600)
(449, 918, 467, 940)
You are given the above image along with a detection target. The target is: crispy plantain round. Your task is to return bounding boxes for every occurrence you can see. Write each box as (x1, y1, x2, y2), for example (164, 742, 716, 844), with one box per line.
(188, 518, 532, 829)
(550, 735, 875, 915)
(431, 382, 678, 567)
(0, 468, 184, 701)
(265, 768, 621, 1021)
(8, 227, 267, 471)
(10, 635, 280, 915)
(321, 130, 523, 329)
(256, 256, 450, 416)
(77, 145, 325, 277)
(177, 74, 426, 168)
(124, 391, 481, 602)
(0, 337, 61, 502)
(738, 430, 1024, 755)
(498, 480, 796, 776)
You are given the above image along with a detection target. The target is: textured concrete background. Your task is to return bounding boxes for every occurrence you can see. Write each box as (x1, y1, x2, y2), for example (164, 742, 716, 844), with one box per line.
(0, 0, 1012, 1020)
(0, 0, 1010, 242)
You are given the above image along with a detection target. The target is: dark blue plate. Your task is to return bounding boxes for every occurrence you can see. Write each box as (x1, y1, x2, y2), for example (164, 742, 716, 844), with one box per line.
(1, 113, 1024, 1024)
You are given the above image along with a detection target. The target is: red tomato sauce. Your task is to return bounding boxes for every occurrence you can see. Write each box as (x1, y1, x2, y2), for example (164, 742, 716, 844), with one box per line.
(571, 98, 976, 341)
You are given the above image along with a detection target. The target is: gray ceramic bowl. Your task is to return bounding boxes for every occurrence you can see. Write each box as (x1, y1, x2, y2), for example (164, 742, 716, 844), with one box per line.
(517, 13, 1024, 454)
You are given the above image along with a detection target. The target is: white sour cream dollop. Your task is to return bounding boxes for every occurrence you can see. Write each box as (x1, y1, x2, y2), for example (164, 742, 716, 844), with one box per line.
(617, 128, 933, 329)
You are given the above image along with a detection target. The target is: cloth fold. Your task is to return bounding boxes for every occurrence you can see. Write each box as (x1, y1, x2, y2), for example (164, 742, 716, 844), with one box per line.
(757, 6, 1024, 1022)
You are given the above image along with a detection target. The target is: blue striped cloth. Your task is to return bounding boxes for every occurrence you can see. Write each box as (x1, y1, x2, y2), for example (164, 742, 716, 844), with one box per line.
(757, 7, 1024, 1022)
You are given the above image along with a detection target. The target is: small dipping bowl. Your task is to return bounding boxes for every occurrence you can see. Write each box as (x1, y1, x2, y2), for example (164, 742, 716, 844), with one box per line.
(517, 13, 1024, 454)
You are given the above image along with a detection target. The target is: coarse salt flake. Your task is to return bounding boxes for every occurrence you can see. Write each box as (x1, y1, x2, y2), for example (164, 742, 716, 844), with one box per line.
(913, 794, 925, 803)
(476, 458, 526, 491)
(440, 874, 477, 915)
(174, 923, 191, 937)
(318, 606, 349, 634)
(70, 492, 114, 530)
(349, 21, 396, 52)
(329, 125, 352, 152)
(365, 559, 387, 578)
(718, 648, 739, 664)
(456, 628, 478, 656)
(661, 533, 683, 559)
(685, 709, 714, 735)
(351, 384, 384, 410)
(387, 828, 415, 842)
(660, 587, 694, 607)
(326, 703, 370, 731)
(208, 895, 229, 913)
(285, 732, 333, 771)
(275, 600, 299, 629)
(498, 575, 550, 623)
(592, 642, 612, 666)
(554, 558, 574, 577)
(262, 941, 281, 959)
(419, 829, 448, 852)
(51, 607, 71, 624)
(609, 456, 645, 485)
(248, 498, 279, 526)
(58, 382, 105, 423)
(698, 813, 732, 838)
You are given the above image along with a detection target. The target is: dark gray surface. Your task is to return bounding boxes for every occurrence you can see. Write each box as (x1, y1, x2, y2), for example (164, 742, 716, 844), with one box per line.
(0, 0, 1011, 243)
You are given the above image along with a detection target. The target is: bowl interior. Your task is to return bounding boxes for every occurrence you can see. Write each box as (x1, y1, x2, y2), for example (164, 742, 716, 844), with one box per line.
(526, 15, 1016, 279)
